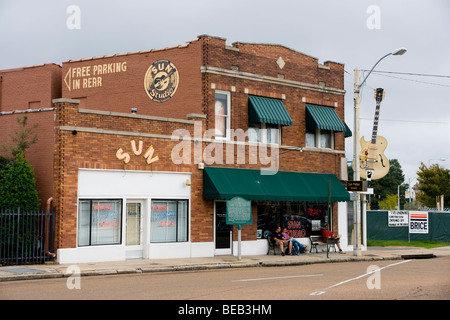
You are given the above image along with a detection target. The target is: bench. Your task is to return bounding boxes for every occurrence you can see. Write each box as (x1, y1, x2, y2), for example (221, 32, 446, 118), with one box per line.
(309, 235, 338, 253)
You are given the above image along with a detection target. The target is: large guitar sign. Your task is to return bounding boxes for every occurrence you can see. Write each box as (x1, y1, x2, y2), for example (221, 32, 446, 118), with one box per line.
(358, 88, 390, 180)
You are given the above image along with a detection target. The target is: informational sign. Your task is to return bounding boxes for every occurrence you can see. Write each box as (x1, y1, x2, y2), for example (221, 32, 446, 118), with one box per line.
(226, 197, 252, 226)
(409, 211, 429, 234)
(226, 197, 252, 261)
(388, 210, 409, 227)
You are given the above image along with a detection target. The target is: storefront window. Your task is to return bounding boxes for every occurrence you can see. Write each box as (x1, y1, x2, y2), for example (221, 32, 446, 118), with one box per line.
(151, 200, 188, 243)
(257, 202, 329, 237)
(78, 199, 122, 246)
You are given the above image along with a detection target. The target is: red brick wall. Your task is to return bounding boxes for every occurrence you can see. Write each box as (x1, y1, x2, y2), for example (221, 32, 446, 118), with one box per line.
(0, 63, 61, 111)
(61, 39, 203, 119)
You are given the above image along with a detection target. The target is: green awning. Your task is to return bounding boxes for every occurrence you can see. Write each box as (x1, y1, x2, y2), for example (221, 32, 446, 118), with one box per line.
(203, 167, 350, 202)
(248, 95, 293, 126)
(306, 104, 346, 132)
(344, 122, 352, 138)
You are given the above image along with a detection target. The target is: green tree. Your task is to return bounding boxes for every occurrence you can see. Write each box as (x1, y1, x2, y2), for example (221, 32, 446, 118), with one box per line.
(378, 194, 398, 210)
(416, 162, 450, 208)
(0, 153, 39, 210)
(0, 116, 38, 161)
(368, 159, 408, 210)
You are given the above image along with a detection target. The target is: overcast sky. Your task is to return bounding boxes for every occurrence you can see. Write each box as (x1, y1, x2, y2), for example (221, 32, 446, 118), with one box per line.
(1, 0, 449, 184)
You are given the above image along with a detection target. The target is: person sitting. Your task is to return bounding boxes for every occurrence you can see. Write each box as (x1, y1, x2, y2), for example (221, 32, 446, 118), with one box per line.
(272, 226, 291, 256)
(322, 223, 345, 254)
(282, 227, 307, 255)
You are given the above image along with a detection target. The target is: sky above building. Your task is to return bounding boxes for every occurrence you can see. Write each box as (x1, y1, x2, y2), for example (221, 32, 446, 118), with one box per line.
(1, 0, 449, 184)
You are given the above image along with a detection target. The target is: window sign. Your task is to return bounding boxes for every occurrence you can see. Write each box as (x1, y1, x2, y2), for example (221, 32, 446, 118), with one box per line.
(282, 215, 308, 237)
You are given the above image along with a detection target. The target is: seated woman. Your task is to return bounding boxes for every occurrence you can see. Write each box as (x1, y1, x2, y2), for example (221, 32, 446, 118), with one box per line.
(282, 227, 307, 255)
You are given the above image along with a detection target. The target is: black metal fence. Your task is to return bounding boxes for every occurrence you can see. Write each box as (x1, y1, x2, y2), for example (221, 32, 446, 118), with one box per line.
(0, 207, 56, 265)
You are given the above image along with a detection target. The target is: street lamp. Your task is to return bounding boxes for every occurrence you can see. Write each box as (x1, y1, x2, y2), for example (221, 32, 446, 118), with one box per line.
(352, 48, 407, 257)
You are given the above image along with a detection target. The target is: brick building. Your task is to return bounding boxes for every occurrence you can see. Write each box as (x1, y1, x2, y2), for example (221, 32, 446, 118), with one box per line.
(0, 35, 352, 263)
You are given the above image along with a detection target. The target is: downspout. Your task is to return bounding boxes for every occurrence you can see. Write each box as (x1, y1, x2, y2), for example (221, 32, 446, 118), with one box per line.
(46, 197, 56, 259)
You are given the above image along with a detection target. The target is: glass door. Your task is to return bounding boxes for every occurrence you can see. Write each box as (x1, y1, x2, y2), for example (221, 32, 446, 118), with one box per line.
(126, 201, 143, 259)
(215, 201, 232, 255)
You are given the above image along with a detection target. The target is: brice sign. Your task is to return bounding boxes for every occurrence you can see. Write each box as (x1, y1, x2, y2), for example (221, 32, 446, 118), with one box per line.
(409, 211, 429, 234)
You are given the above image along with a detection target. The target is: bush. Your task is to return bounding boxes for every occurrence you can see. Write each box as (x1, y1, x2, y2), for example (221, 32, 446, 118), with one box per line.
(0, 153, 39, 210)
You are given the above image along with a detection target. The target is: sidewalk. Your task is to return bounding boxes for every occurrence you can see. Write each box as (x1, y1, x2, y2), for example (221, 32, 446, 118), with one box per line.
(1, 246, 449, 282)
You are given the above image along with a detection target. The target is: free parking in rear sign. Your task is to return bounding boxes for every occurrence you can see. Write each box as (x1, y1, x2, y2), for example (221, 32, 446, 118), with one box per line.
(409, 211, 429, 234)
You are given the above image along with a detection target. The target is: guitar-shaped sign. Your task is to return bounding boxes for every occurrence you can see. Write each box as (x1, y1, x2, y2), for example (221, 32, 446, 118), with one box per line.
(358, 88, 390, 180)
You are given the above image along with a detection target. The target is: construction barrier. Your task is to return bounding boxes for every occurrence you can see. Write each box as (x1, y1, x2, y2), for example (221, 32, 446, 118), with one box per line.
(367, 210, 450, 242)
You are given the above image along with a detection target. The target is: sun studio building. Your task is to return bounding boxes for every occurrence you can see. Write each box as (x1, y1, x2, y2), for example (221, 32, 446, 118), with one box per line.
(0, 35, 352, 263)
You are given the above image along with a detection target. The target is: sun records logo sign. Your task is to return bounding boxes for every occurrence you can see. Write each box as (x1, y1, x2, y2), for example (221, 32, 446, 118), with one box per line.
(144, 60, 179, 103)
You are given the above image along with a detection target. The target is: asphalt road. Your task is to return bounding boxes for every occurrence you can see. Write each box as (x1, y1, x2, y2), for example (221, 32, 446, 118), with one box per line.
(1, 256, 449, 301)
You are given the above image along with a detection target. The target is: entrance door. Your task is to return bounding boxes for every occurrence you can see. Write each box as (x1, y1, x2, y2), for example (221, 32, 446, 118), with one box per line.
(215, 201, 232, 255)
(126, 201, 143, 259)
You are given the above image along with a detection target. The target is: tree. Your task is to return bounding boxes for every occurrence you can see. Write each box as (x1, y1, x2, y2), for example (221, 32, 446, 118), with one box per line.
(0, 153, 40, 210)
(416, 162, 450, 208)
(368, 159, 408, 210)
(379, 194, 398, 210)
(0, 116, 38, 161)
(0, 115, 40, 210)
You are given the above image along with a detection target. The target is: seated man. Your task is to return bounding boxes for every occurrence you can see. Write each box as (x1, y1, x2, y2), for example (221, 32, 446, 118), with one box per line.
(272, 226, 291, 256)
(322, 223, 345, 254)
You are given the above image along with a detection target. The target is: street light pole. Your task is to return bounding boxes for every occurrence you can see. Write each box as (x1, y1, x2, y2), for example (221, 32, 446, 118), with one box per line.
(353, 69, 362, 256)
(352, 48, 407, 257)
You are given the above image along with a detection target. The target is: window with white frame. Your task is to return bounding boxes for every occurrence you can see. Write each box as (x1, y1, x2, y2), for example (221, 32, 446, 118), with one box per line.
(305, 129, 334, 149)
(215, 91, 230, 139)
(248, 123, 281, 144)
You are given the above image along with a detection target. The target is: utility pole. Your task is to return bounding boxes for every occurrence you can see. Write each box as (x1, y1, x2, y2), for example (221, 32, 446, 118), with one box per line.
(353, 69, 362, 257)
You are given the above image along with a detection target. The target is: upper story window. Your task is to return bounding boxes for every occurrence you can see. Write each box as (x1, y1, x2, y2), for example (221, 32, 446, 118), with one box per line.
(305, 129, 334, 149)
(248, 123, 281, 144)
(215, 91, 230, 139)
(247, 95, 292, 145)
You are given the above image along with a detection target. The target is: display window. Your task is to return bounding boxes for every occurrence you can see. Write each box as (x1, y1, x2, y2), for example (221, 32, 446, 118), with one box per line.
(78, 199, 122, 246)
(151, 200, 188, 243)
(257, 202, 329, 237)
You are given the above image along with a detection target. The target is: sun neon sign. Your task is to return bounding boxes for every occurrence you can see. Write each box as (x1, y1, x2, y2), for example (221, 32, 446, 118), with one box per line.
(116, 139, 159, 165)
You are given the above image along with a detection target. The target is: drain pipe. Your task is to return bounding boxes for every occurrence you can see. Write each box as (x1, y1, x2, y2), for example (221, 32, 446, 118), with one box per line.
(46, 197, 53, 212)
(46, 197, 56, 260)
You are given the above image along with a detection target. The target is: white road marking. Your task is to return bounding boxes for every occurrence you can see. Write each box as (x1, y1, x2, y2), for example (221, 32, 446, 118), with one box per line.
(309, 259, 412, 296)
(233, 274, 323, 282)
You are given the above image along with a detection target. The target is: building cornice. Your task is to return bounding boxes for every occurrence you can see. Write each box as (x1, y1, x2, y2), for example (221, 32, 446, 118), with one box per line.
(200, 66, 346, 95)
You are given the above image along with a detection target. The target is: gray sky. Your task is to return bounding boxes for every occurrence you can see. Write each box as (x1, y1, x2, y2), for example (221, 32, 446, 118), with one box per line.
(1, 0, 449, 184)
